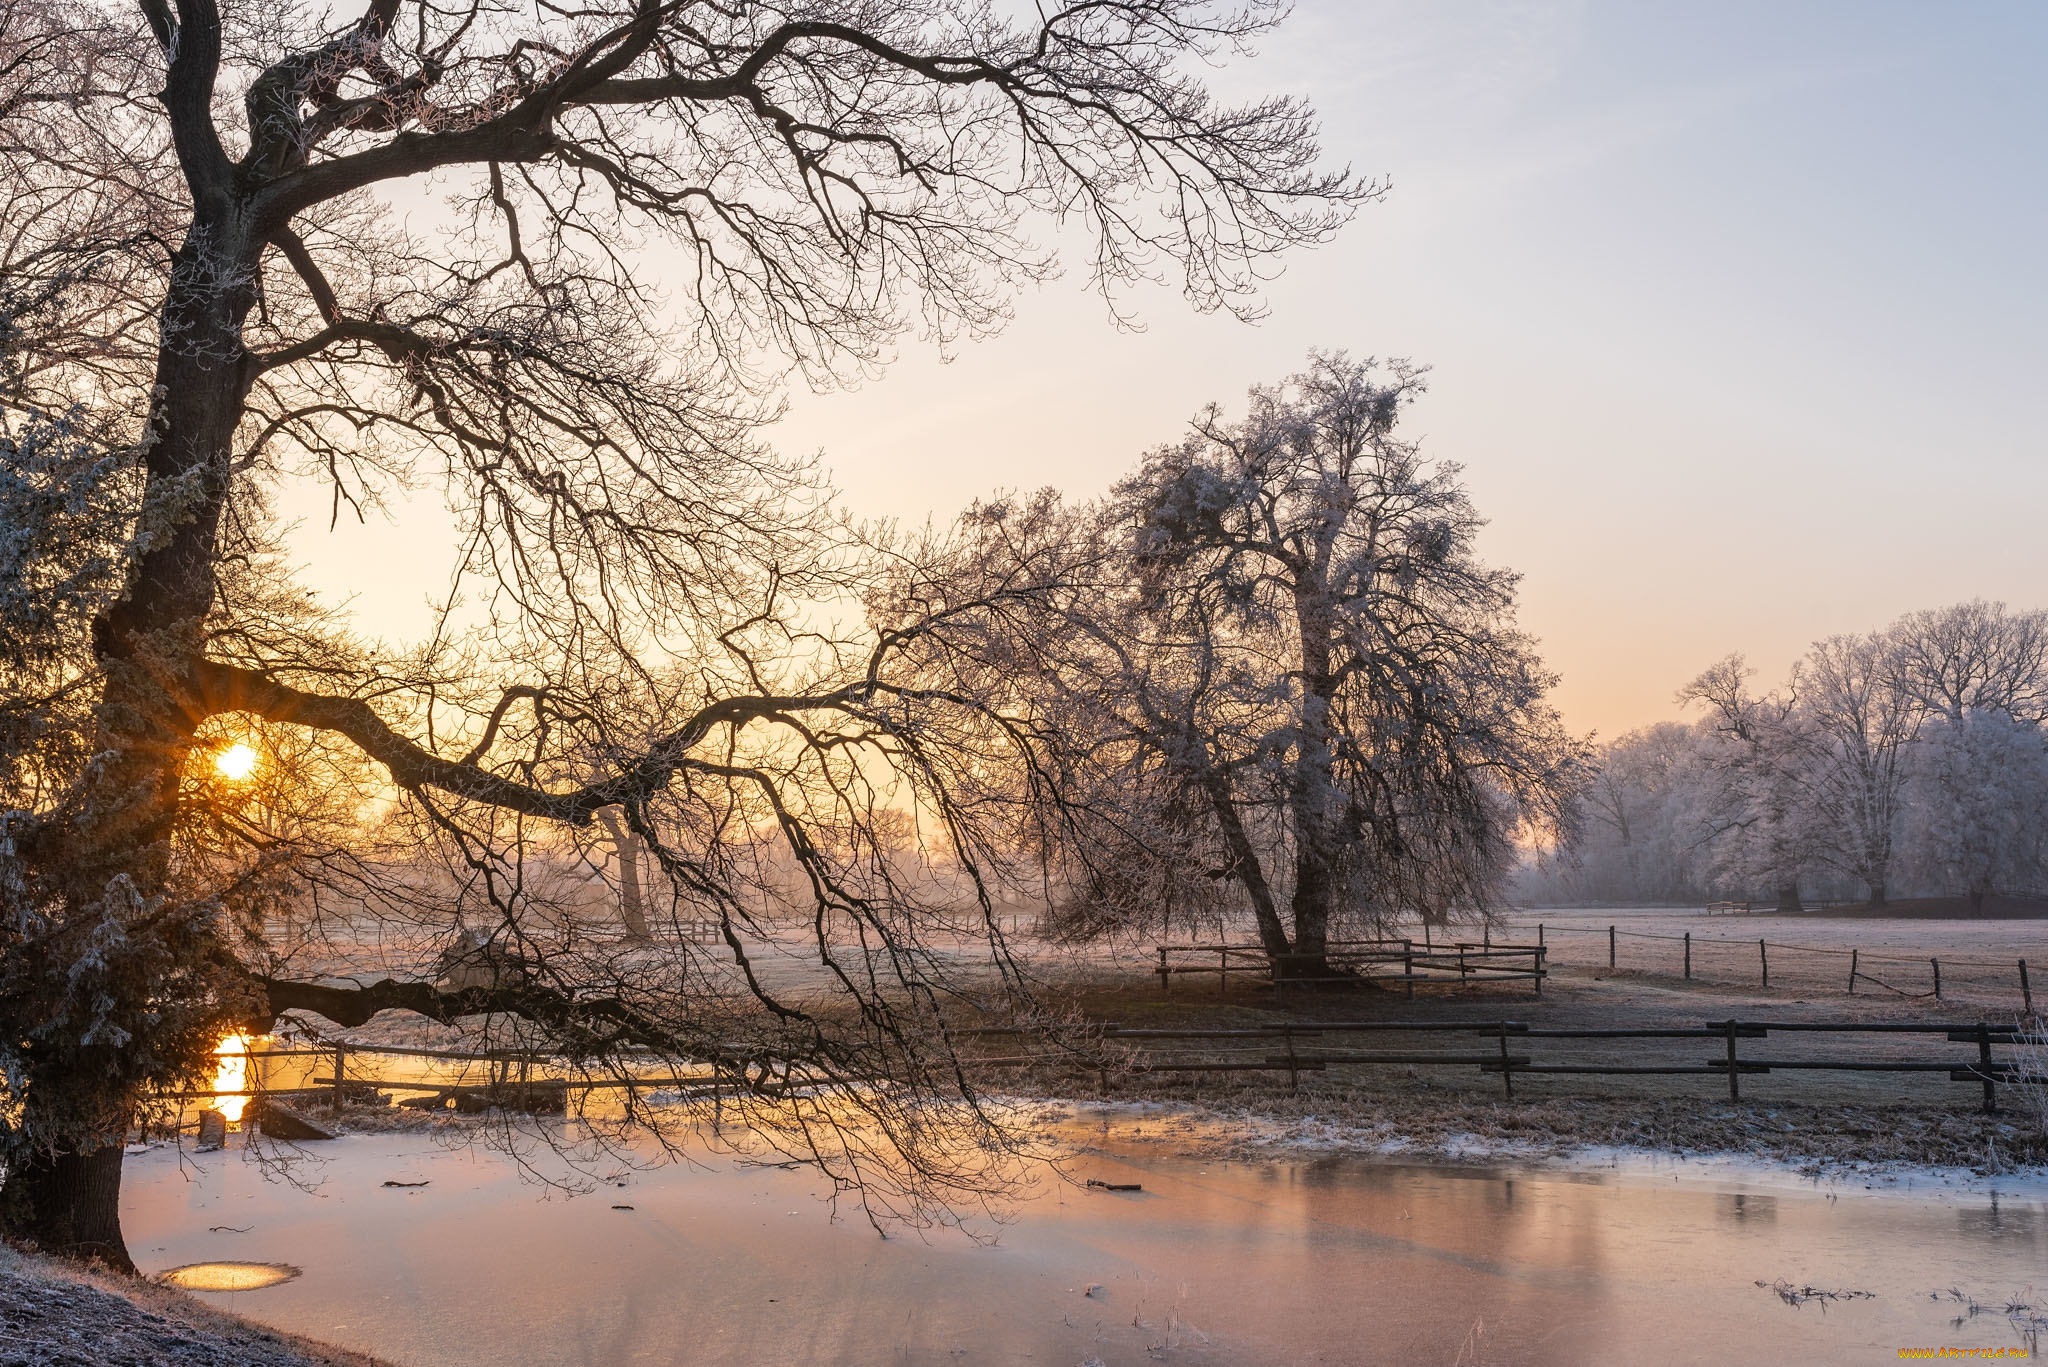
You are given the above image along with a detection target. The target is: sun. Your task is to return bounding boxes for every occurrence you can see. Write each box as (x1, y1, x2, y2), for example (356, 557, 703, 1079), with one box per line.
(214, 743, 259, 781)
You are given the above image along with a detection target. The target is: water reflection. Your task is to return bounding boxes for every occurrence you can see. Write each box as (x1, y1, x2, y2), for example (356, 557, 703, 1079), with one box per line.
(123, 1133, 2048, 1367)
(1715, 1192, 1778, 1225)
(211, 1034, 252, 1122)
(1957, 1195, 2040, 1241)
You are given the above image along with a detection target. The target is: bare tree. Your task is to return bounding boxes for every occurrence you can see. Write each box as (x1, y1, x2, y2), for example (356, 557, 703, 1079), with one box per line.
(1904, 711, 2048, 915)
(1885, 602, 2048, 910)
(1678, 655, 1818, 910)
(1889, 601, 2048, 726)
(1528, 722, 1712, 905)
(0, 0, 1367, 1267)
(1784, 633, 1917, 907)
(987, 356, 1584, 978)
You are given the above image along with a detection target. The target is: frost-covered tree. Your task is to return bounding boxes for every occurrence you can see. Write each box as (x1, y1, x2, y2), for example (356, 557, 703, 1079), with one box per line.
(1780, 633, 1918, 907)
(1004, 356, 1584, 975)
(0, 0, 1365, 1267)
(1528, 722, 1711, 904)
(1903, 712, 2048, 914)
(1678, 656, 1820, 909)
(1632, 606, 2048, 909)
(1680, 635, 1920, 907)
(1888, 601, 2048, 727)
(1883, 603, 2048, 907)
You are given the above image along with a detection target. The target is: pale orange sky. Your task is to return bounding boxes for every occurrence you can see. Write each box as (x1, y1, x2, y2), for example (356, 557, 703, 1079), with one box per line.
(277, 2, 2048, 741)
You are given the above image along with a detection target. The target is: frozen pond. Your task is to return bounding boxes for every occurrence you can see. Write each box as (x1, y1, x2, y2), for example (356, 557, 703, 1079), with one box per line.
(123, 1129, 2048, 1365)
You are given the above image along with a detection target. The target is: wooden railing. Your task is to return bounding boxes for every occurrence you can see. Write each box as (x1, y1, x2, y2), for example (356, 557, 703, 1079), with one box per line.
(1153, 938, 1547, 996)
(155, 1018, 2046, 1123)
(982, 1018, 2046, 1113)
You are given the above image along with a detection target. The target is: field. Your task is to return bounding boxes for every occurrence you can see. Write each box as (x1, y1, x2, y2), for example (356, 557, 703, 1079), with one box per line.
(262, 904, 2048, 1178)
(1507, 904, 2046, 1010)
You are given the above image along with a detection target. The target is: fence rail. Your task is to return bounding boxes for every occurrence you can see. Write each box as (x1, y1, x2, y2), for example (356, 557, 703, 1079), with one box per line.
(161, 1017, 2048, 1121)
(1154, 938, 1546, 996)
(1037, 1017, 2044, 1112)
(1522, 923, 2036, 1011)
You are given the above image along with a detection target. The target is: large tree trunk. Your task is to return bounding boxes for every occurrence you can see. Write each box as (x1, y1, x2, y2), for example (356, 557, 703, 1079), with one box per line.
(1287, 838, 1334, 981)
(0, 1142, 134, 1273)
(17, 215, 263, 1271)
(1774, 883, 1803, 914)
(1201, 773, 1291, 965)
(1283, 589, 1339, 983)
(596, 809, 653, 941)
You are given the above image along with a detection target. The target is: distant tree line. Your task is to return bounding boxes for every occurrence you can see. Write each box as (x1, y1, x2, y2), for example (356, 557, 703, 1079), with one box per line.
(1521, 603, 2048, 910)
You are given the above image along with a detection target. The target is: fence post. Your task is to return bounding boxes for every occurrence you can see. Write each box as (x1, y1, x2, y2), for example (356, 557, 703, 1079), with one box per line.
(1538, 923, 1545, 949)
(1684, 932, 1691, 980)
(1535, 945, 1545, 996)
(332, 1043, 346, 1111)
(1498, 1020, 1514, 1100)
(1484, 923, 1491, 950)
(2021, 959, 2033, 1016)
(1608, 925, 1616, 971)
(1759, 939, 1768, 989)
(1848, 949, 1858, 996)
(1158, 946, 1170, 993)
(1219, 946, 1229, 998)
(1724, 1021, 1741, 1101)
(1458, 943, 1468, 990)
(1404, 939, 1414, 999)
(1932, 957, 1941, 1002)
(1284, 1025, 1300, 1095)
(1977, 1024, 1996, 1115)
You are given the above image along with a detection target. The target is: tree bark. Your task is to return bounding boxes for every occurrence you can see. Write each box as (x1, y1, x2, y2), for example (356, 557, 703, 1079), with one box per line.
(595, 809, 653, 941)
(1774, 883, 1803, 914)
(1201, 773, 1291, 965)
(1287, 838, 1334, 980)
(0, 1142, 135, 1273)
(22, 206, 263, 1279)
(1284, 588, 1338, 981)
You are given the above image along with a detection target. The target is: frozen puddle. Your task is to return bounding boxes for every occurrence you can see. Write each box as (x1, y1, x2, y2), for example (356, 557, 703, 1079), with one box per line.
(124, 1133, 2047, 1365)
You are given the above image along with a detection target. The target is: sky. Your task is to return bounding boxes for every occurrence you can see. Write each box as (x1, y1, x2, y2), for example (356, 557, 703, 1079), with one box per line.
(282, 1, 2048, 741)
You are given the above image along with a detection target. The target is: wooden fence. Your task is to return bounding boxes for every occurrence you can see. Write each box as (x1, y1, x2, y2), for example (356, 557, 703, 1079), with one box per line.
(1154, 938, 1546, 995)
(159, 1017, 2046, 1121)
(1526, 923, 2035, 1012)
(988, 1017, 2046, 1113)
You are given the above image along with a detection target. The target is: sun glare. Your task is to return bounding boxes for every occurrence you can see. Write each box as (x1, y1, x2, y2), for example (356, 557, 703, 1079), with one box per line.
(213, 1034, 250, 1123)
(214, 743, 258, 781)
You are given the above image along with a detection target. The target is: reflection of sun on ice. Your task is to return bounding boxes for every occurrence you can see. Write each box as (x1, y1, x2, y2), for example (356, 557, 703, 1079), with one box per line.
(214, 743, 258, 780)
(213, 1034, 251, 1122)
(160, 1261, 301, 1292)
